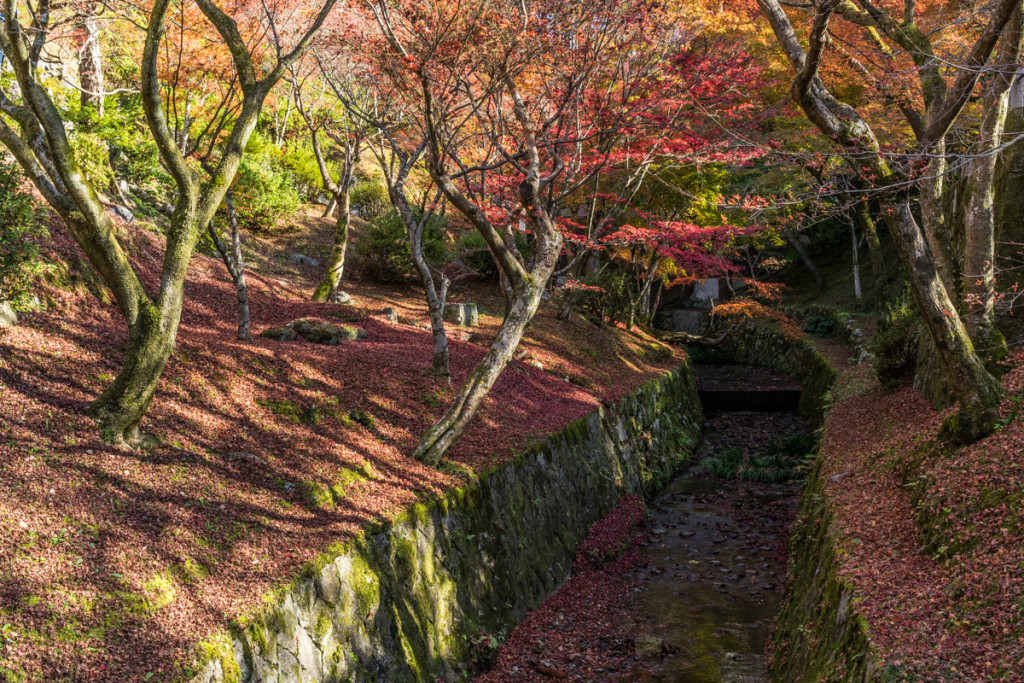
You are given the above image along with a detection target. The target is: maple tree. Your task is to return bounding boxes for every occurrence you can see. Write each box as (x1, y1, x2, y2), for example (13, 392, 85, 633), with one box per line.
(0, 0, 340, 443)
(354, 0, 773, 464)
(757, 0, 1020, 441)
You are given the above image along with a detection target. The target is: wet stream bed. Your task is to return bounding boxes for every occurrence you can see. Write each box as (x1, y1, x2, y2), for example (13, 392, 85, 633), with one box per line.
(477, 368, 809, 682)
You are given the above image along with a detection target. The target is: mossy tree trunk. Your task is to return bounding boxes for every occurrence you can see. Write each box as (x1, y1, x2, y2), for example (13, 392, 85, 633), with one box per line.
(853, 201, 886, 300)
(292, 70, 365, 303)
(760, 0, 1010, 442)
(963, 9, 1021, 363)
(0, 0, 338, 444)
(208, 189, 251, 341)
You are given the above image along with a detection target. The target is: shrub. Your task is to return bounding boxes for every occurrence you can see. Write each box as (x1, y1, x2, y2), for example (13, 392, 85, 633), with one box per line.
(349, 179, 390, 222)
(870, 288, 920, 389)
(281, 140, 336, 202)
(0, 165, 51, 310)
(231, 133, 302, 231)
(455, 229, 532, 279)
(356, 209, 448, 283)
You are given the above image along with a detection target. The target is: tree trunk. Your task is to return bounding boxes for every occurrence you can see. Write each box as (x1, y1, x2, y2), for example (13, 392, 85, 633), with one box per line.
(209, 189, 251, 341)
(411, 234, 559, 465)
(854, 200, 885, 300)
(76, 6, 104, 115)
(322, 196, 337, 218)
(389, 179, 450, 379)
(312, 189, 351, 301)
(963, 10, 1020, 362)
(920, 143, 959, 294)
(782, 227, 824, 290)
(850, 217, 862, 302)
(885, 200, 1002, 440)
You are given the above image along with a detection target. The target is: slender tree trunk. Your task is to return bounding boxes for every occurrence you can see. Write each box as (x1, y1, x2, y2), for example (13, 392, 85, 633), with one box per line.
(411, 232, 561, 465)
(850, 217, 862, 302)
(322, 196, 337, 218)
(76, 6, 104, 115)
(312, 187, 351, 301)
(389, 179, 450, 378)
(209, 189, 251, 340)
(854, 201, 885, 299)
(782, 227, 824, 290)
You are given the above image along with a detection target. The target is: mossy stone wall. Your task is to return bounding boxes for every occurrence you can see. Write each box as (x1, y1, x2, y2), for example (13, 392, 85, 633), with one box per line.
(718, 319, 837, 429)
(186, 363, 702, 683)
(718, 320, 885, 681)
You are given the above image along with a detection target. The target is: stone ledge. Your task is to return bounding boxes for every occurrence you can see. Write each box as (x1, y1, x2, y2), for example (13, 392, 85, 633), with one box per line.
(184, 363, 702, 683)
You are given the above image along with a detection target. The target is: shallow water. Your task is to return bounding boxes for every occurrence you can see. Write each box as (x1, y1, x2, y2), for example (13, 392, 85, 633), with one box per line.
(625, 473, 799, 682)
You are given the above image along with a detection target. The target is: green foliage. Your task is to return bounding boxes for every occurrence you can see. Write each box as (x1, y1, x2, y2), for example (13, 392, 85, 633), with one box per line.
(280, 140, 336, 201)
(0, 165, 51, 310)
(356, 209, 448, 283)
(232, 132, 302, 231)
(568, 268, 648, 327)
(63, 94, 170, 194)
(349, 179, 390, 222)
(870, 288, 920, 390)
(803, 312, 836, 338)
(702, 432, 815, 482)
(349, 409, 375, 428)
(456, 229, 532, 279)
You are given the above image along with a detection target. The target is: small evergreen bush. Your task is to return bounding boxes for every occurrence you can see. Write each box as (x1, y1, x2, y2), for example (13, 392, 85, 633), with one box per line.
(356, 209, 448, 283)
(231, 133, 302, 231)
(349, 180, 390, 222)
(870, 288, 920, 389)
(0, 165, 51, 310)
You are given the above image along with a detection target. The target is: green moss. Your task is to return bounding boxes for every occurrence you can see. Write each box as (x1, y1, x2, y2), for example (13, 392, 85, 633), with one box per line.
(314, 610, 332, 641)
(142, 570, 177, 612)
(300, 480, 333, 509)
(195, 632, 242, 683)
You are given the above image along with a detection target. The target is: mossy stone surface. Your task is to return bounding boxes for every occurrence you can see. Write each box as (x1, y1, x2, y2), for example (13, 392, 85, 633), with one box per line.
(184, 363, 702, 683)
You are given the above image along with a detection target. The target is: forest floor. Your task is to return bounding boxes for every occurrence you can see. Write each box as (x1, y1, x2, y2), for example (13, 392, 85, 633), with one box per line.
(777, 295, 1024, 679)
(0, 208, 681, 682)
(808, 347, 1024, 680)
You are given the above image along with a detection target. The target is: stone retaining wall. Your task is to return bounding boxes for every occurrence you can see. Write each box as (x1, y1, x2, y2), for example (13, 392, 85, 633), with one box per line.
(186, 364, 703, 683)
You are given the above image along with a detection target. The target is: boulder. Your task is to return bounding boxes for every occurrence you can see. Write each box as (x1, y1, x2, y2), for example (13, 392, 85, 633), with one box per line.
(337, 325, 368, 341)
(330, 290, 352, 305)
(379, 307, 399, 323)
(0, 302, 17, 327)
(110, 204, 135, 224)
(289, 253, 320, 267)
(292, 318, 344, 345)
(260, 326, 297, 341)
(444, 302, 479, 327)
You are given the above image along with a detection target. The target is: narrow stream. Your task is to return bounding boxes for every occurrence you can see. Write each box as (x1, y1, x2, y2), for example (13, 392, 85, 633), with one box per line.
(478, 365, 809, 682)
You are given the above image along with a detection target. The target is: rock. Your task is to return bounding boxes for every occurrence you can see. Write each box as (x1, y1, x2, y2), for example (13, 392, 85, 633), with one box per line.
(337, 325, 368, 341)
(380, 307, 399, 323)
(444, 302, 479, 327)
(0, 301, 17, 327)
(292, 318, 348, 345)
(227, 451, 267, 466)
(289, 253, 320, 267)
(452, 330, 477, 343)
(528, 359, 544, 371)
(330, 290, 352, 305)
(110, 204, 135, 224)
(260, 326, 297, 341)
(634, 635, 676, 660)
